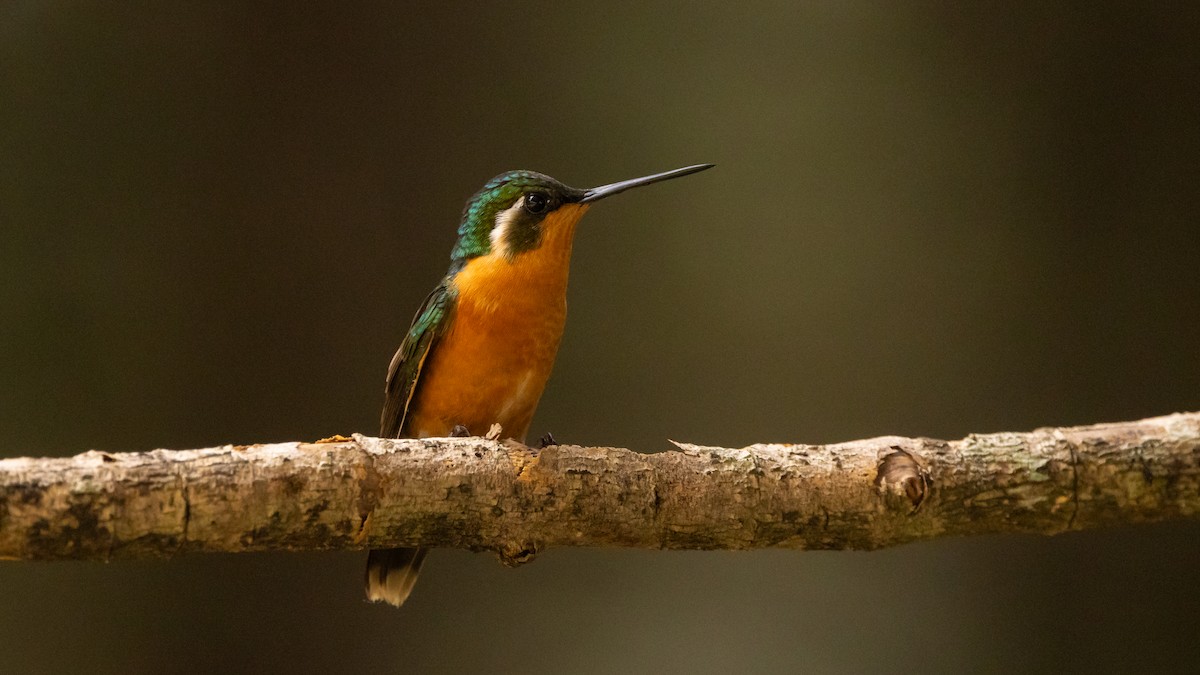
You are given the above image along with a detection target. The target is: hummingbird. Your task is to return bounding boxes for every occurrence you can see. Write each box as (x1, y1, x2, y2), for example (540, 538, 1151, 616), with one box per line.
(365, 163, 714, 606)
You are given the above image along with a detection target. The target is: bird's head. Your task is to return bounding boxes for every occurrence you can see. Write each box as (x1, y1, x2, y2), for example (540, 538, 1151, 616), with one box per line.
(450, 164, 714, 263)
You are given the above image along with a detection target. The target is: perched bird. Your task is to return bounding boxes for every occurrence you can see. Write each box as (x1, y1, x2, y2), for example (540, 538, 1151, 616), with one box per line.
(366, 163, 714, 607)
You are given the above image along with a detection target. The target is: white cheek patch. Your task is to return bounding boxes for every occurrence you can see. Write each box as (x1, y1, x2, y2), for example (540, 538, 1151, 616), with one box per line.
(490, 201, 525, 258)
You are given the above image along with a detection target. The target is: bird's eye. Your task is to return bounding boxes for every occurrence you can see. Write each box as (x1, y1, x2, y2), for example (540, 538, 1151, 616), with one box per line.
(523, 192, 549, 214)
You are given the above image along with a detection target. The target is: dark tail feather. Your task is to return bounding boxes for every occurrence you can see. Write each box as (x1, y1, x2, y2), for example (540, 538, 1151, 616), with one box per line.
(365, 547, 428, 607)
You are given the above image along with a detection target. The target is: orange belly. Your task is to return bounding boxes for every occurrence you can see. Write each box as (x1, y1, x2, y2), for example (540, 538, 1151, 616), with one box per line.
(404, 203, 587, 443)
(404, 295, 565, 442)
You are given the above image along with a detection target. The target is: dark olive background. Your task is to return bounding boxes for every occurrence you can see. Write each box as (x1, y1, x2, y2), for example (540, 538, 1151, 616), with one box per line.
(3, 3, 1200, 674)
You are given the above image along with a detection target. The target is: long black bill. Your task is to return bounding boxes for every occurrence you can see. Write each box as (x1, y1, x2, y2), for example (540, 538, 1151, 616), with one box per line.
(579, 163, 714, 204)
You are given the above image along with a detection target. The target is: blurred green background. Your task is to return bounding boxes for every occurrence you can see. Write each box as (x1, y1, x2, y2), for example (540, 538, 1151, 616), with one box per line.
(3, 2, 1200, 673)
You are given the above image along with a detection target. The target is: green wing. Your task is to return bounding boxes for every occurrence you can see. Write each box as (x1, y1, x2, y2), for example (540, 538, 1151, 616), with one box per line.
(380, 281, 455, 438)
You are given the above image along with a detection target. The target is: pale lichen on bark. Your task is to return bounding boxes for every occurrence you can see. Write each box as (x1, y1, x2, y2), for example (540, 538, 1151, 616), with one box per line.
(0, 412, 1197, 562)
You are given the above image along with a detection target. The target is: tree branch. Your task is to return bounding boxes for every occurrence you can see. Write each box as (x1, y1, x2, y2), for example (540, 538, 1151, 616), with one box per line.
(2, 412, 1198, 563)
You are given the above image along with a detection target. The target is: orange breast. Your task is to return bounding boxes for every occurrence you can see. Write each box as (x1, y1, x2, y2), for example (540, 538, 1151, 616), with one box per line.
(405, 204, 589, 443)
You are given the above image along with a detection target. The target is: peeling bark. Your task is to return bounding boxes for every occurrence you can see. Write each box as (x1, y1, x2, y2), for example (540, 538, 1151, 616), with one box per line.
(1, 413, 1197, 562)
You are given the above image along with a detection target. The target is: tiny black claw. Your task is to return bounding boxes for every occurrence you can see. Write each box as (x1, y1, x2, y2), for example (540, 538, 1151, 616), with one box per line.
(450, 424, 471, 438)
(538, 432, 558, 449)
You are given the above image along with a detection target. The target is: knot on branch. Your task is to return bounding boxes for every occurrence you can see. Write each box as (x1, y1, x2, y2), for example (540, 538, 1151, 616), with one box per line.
(496, 541, 540, 567)
(875, 448, 930, 514)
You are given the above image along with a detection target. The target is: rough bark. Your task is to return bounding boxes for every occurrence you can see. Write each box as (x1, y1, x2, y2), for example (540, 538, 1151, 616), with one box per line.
(1, 412, 1197, 563)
